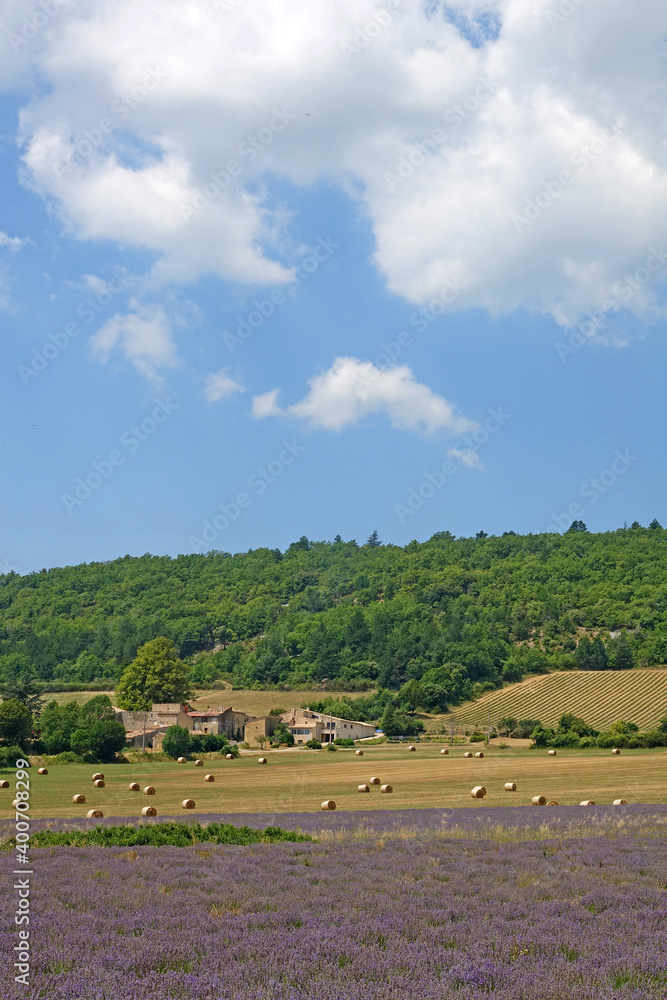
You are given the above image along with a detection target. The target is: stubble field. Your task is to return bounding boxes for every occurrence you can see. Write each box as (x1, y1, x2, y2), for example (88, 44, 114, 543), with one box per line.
(4, 745, 666, 820)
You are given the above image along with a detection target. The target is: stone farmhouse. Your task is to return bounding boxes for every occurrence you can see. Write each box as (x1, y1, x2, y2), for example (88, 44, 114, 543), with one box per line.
(280, 708, 376, 744)
(117, 702, 262, 747)
(116, 702, 375, 749)
(187, 707, 249, 740)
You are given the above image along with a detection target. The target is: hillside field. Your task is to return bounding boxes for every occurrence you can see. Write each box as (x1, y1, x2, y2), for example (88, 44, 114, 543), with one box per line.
(4, 744, 666, 820)
(442, 668, 667, 731)
(43, 688, 369, 716)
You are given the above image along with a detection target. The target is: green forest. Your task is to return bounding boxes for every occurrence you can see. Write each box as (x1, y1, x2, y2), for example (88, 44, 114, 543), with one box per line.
(1, 523, 666, 708)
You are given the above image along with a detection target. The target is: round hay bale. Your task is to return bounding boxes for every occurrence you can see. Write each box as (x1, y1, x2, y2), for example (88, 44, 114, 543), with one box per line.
(38, 767, 48, 775)
(129, 782, 140, 791)
(0, 780, 9, 788)
(470, 785, 487, 799)
(355, 749, 364, 756)
(504, 782, 516, 792)
(141, 806, 157, 818)
(93, 779, 105, 788)
(408, 746, 416, 752)
(369, 776, 381, 785)
(204, 774, 215, 782)
(91, 772, 104, 781)
(181, 799, 195, 809)
(12, 799, 19, 808)
(320, 800, 336, 811)
(546, 800, 559, 806)
(357, 784, 370, 793)
(611, 748, 621, 755)
(548, 749, 557, 756)
(475, 751, 485, 758)
(380, 784, 393, 794)
(225, 753, 235, 760)
(531, 795, 547, 806)
(143, 786, 156, 796)
(177, 757, 187, 764)
(72, 794, 86, 804)
(440, 749, 449, 755)
(194, 759, 203, 767)
(613, 798, 628, 805)
(579, 799, 596, 806)
(258, 757, 267, 764)
(87, 809, 103, 819)
(463, 752, 473, 758)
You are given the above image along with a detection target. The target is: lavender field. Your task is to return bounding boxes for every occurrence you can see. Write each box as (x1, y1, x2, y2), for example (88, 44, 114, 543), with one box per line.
(3, 808, 666, 1000)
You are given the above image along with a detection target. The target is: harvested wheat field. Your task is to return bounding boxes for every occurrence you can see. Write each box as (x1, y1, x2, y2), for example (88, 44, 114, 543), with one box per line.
(5, 746, 665, 819)
(441, 668, 667, 731)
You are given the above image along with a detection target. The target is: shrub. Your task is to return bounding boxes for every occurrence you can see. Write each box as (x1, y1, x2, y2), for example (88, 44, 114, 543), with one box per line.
(333, 737, 355, 747)
(596, 733, 627, 748)
(305, 739, 322, 749)
(190, 733, 232, 754)
(511, 719, 543, 739)
(22, 822, 313, 849)
(38, 751, 85, 764)
(0, 744, 28, 768)
(530, 725, 555, 747)
(469, 731, 485, 743)
(551, 730, 582, 749)
(87, 720, 127, 762)
(162, 725, 193, 759)
(325, 743, 337, 752)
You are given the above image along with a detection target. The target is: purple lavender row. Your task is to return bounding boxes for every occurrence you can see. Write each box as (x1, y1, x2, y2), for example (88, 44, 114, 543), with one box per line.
(2, 803, 666, 840)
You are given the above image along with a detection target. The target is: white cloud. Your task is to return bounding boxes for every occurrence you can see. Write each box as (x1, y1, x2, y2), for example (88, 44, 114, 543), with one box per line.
(4, 0, 667, 328)
(253, 356, 478, 435)
(447, 447, 484, 470)
(91, 298, 178, 382)
(252, 388, 283, 419)
(0, 231, 25, 252)
(204, 368, 245, 402)
(0, 230, 27, 308)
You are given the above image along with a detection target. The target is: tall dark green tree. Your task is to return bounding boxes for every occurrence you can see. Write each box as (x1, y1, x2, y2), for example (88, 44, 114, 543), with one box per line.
(606, 632, 634, 670)
(0, 659, 43, 715)
(0, 699, 33, 749)
(575, 635, 608, 670)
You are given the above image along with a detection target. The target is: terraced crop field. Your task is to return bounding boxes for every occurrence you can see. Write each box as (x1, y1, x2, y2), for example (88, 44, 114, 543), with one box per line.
(445, 668, 667, 730)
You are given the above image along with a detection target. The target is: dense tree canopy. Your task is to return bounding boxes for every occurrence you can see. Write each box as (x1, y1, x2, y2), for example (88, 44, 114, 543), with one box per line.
(0, 525, 666, 703)
(116, 638, 193, 710)
(0, 699, 34, 748)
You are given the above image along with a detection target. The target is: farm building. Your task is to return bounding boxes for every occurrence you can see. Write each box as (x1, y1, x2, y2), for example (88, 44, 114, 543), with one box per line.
(188, 707, 250, 739)
(115, 703, 194, 732)
(280, 709, 375, 744)
(244, 716, 280, 746)
(123, 727, 163, 750)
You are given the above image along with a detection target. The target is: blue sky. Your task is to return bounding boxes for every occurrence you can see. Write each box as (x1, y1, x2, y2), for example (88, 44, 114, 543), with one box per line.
(1, 1, 666, 574)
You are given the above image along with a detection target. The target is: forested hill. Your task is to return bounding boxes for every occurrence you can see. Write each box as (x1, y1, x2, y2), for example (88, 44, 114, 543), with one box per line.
(1, 525, 667, 704)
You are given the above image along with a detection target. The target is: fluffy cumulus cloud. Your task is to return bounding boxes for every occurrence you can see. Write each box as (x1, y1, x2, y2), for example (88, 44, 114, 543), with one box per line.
(252, 356, 478, 436)
(204, 368, 245, 402)
(3, 0, 667, 332)
(91, 299, 178, 382)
